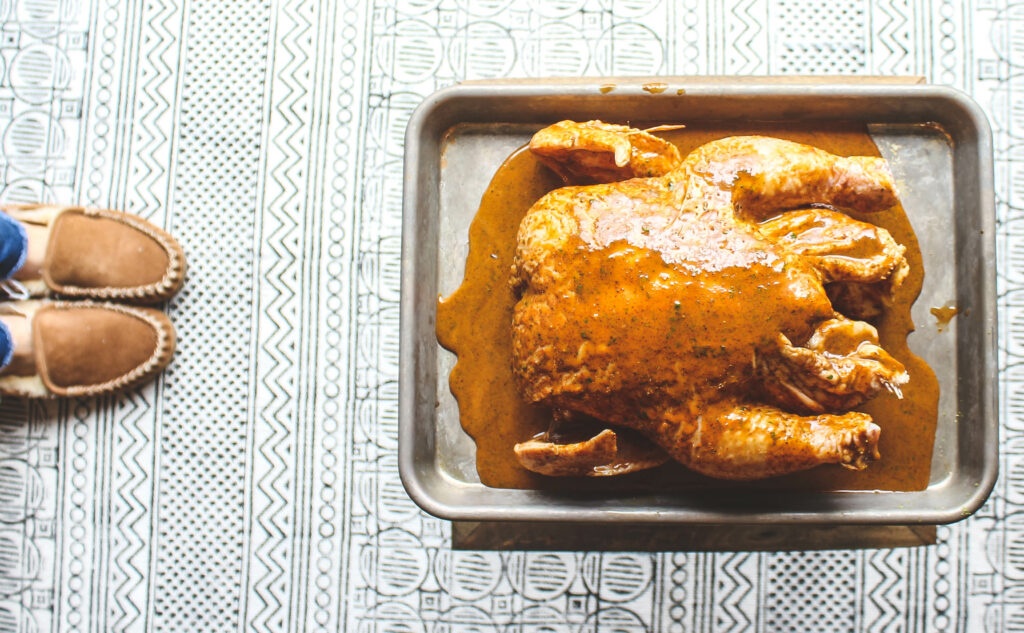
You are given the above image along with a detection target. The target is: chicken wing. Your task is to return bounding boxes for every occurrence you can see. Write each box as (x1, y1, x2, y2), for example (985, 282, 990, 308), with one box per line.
(528, 120, 681, 184)
(758, 208, 908, 284)
(676, 136, 899, 217)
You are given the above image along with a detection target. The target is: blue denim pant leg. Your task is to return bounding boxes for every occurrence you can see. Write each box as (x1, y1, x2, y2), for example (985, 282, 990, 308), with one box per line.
(0, 317, 11, 371)
(0, 211, 27, 370)
(0, 211, 26, 281)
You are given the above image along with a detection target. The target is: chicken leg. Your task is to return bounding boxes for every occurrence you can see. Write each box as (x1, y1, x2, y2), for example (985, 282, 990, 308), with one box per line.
(647, 402, 881, 480)
(756, 318, 908, 414)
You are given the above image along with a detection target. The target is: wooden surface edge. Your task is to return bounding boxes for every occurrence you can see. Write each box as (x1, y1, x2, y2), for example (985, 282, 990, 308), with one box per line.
(453, 521, 937, 551)
(457, 75, 927, 86)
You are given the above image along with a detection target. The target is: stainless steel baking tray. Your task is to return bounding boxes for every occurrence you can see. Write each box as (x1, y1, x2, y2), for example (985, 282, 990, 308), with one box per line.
(399, 79, 997, 524)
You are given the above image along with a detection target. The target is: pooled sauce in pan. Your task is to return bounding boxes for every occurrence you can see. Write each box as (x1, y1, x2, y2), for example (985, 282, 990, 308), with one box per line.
(436, 123, 939, 491)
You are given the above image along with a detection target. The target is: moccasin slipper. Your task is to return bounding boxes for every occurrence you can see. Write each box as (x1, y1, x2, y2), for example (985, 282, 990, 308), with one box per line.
(1, 204, 185, 303)
(0, 300, 176, 397)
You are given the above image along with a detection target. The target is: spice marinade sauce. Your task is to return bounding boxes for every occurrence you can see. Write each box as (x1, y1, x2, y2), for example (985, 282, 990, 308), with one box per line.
(436, 123, 939, 492)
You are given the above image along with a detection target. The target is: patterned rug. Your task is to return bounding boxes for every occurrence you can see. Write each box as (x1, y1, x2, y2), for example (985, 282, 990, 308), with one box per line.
(0, 1, 1016, 632)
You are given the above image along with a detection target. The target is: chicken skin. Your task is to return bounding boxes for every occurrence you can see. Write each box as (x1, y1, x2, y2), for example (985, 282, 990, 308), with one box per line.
(511, 122, 909, 480)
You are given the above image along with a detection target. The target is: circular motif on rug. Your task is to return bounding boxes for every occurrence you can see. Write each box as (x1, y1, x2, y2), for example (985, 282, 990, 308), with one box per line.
(991, 4, 1024, 68)
(0, 460, 43, 523)
(375, 19, 445, 84)
(17, 0, 78, 37)
(510, 605, 573, 633)
(360, 528, 431, 596)
(448, 21, 517, 79)
(582, 553, 653, 602)
(579, 606, 647, 633)
(989, 75, 1024, 140)
(9, 44, 72, 105)
(0, 530, 40, 596)
(434, 550, 502, 601)
(367, 92, 423, 157)
(4, 112, 65, 165)
(0, 601, 36, 633)
(395, 0, 442, 16)
(521, 22, 590, 77)
(0, 179, 56, 205)
(597, 0, 659, 17)
(432, 605, 499, 633)
(454, 0, 512, 17)
(529, 0, 586, 18)
(594, 23, 664, 75)
(356, 601, 426, 633)
(376, 454, 420, 524)
(507, 552, 577, 601)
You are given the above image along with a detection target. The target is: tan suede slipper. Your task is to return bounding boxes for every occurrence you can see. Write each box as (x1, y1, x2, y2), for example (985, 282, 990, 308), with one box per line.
(0, 300, 175, 397)
(1, 203, 185, 303)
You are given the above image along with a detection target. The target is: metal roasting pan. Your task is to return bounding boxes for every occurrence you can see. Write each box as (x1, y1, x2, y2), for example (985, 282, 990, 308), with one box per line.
(399, 78, 997, 525)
